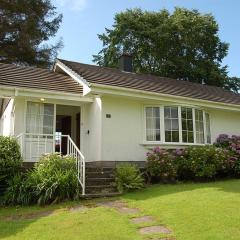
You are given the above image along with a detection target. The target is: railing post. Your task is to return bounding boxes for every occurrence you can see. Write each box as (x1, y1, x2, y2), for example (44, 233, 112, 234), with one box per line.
(67, 136, 69, 155)
(82, 159, 85, 195)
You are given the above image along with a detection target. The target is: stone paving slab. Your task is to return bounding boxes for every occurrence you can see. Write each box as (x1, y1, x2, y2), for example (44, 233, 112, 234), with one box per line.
(117, 206, 140, 214)
(139, 225, 172, 235)
(97, 200, 126, 208)
(131, 215, 155, 224)
(69, 206, 89, 213)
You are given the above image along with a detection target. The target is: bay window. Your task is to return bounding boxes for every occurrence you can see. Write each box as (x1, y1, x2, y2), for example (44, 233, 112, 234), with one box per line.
(145, 105, 211, 145)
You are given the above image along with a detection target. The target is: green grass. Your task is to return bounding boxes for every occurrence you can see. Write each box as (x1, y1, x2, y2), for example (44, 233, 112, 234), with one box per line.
(122, 179, 240, 240)
(1, 179, 240, 240)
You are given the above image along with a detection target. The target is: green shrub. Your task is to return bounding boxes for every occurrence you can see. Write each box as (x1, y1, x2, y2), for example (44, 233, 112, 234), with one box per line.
(146, 147, 177, 182)
(4, 153, 80, 205)
(0, 136, 22, 184)
(115, 164, 144, 193)
(177, 146, 227, 179)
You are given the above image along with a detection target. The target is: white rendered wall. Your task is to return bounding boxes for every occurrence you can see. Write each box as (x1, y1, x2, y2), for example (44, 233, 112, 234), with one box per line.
(100, 95, 240, 162)
(82, 96, 102, 162)
(101, 96, 146, 162)
(208, 108, 240, 142)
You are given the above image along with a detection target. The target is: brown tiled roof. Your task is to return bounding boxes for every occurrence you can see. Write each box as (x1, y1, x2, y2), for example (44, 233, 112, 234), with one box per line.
(0, 63, 83, 94)
(59, 59, 240, 106)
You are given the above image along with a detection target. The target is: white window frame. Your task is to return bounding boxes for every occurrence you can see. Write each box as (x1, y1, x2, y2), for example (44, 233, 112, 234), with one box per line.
(143, 105, 211, 146)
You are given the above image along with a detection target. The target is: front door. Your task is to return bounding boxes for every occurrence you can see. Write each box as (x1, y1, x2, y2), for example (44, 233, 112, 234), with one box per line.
(56, 115, 71, 155)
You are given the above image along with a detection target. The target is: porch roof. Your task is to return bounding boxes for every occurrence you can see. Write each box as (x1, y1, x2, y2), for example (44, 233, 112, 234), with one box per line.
(0, 63, 83, 95)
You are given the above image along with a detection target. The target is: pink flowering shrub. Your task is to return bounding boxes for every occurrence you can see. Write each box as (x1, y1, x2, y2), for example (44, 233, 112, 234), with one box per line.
(214, 134, 240, 175)
(146, 147, 177, 182)
(146, 143, 236, 182)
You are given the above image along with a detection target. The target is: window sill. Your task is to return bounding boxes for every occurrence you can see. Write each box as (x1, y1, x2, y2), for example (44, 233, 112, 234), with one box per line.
(140, 142, 208, 148)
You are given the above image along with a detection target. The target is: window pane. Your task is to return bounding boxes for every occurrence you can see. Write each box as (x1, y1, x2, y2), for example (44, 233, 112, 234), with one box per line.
(188, 131, 194, 143)
(172, 119, 179, 130)
(164, 107, 171, 118)
(26, 102, 54, 135)
(205, 113, 211, 143)
(164, 119, 171, 131)
(172, 131, 179, 142)
(195, 109, 204, 144)
(145, 107, 161, 141)
(171, 107, 178, 118)
(146, 107, 152, 117)
(181, 107, 194, 143)
(164, 106, 179, 142)
(165, 131, 171, 142)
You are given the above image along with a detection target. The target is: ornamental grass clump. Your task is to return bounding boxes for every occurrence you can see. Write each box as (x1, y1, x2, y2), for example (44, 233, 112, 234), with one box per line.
(115, 164, 144, 193)
(4, 153, 80, 206)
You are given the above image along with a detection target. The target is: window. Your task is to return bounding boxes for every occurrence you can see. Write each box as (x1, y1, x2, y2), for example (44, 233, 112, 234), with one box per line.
(205, 112, 211, 144)
(145, 107, 161, 141)
(26, 102, 54, 134)
(164, 106, 179, 142)
(195, 109, 204, 144)
(181, 107, 194, 143)
(145, 106, 211, 145)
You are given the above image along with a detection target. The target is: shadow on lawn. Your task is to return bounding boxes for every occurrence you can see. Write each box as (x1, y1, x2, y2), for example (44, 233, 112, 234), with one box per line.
(0, 207, 59, 239)
(122, 179, 240, 201)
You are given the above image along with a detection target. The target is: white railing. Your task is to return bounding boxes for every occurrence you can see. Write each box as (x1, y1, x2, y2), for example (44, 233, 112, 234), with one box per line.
(16, 133, 85, 195)
(67, 136, 85, 195)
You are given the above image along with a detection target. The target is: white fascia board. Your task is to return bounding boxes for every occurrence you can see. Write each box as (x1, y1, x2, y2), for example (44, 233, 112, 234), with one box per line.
(0, 85, 93, 102)
(90, 83, 240, 112)
(55, 60, 91, 96)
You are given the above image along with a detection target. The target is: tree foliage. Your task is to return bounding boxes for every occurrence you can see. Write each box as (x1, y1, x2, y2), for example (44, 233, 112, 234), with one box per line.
(0, 0, 62, 68)
(93, 8, 230, 87)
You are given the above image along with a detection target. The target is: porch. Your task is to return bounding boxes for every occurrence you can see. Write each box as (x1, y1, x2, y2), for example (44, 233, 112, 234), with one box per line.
(14, 102, 86, 194)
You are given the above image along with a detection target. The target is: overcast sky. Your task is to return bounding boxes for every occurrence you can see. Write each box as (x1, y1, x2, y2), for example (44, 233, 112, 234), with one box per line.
(52, 0, 240, 77)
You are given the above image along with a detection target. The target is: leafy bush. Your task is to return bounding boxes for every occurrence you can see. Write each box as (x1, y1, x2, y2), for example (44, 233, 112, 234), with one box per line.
(115, 164, 144, 193)
(0, 136, 22, 184)
(182, 146, 227, 179)
(146, 147, 177, 182)
(4, 153, 80, 205)
(146, 145, 232, 182)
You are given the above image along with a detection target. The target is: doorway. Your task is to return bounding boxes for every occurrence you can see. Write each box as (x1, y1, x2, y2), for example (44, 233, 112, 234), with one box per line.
(55, 105, 81, 154)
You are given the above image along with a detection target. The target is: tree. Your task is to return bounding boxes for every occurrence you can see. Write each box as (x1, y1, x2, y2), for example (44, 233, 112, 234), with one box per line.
(0, 0, 62, 68)
(93, 8, 229, 87)
(224, 77, 240, 93)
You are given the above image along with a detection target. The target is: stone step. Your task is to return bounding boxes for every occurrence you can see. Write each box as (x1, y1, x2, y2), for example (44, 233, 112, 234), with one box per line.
(86, 171, 114, 179)
(85, 185, 118, 194)
(85, 167, 115, 172)
(82, 192, 121, 199)
(85, 177, 114, 186)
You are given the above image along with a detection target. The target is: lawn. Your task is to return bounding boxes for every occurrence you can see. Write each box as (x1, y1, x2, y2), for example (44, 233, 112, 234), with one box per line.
(1, 179, 240, 240)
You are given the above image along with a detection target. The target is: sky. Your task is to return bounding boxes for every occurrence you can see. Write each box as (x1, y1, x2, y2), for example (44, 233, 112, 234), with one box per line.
(52, 0, 240, 77)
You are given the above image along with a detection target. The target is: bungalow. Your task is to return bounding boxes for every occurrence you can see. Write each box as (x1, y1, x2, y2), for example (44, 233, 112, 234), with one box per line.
(1, 55, 240, 195)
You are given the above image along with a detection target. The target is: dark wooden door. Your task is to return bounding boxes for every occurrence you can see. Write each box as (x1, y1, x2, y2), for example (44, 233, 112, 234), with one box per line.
(76, 112, 80, 149)
(61, 116, 72, 154)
